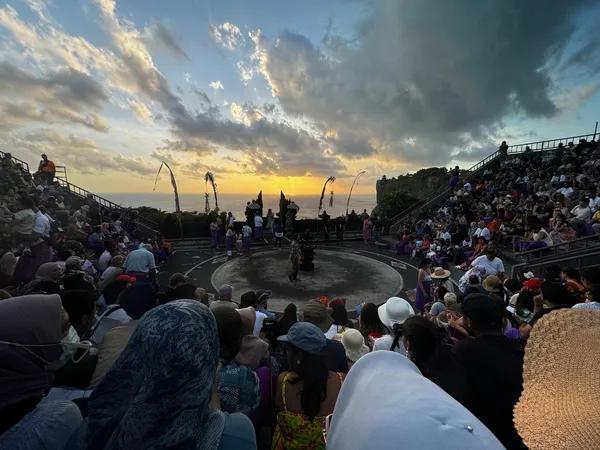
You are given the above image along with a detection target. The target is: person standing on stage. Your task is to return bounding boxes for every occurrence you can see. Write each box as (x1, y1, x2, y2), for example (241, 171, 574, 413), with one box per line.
(254, 212, 263, 240)
(225, 225, 235, 257)
(288, 235, 300, 282)
(242, 222, 252, 256)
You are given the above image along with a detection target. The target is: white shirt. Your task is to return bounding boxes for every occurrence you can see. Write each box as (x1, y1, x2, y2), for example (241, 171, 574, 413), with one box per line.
(589, 196, 600, 212)
(440, 231, 451, 241)
(253, 310, 267, 336)
(32, 210, 51, 236)
(228, 215, 235, 226)
(463, 182, 472, 192)
(98, 250, 112, 272)
(242, 225, 252, 237)
(571, 205, 591, 221)
(373, 334, 407, 355)
(479, 227, 491, 241)
(572, 301, 600, 310)
(471, 255, 505, 276)
(254, 215, 263, 227)
(557, 187, 574, 197)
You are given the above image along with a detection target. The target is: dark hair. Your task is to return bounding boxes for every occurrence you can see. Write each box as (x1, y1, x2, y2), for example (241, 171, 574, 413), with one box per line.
(563, 267, 581, 281)
(589, 284, 600, 302)
(359, 302, 387, 339)
(435, 285, 448, 301)
(102, 279, 129, 305)
(287, 345, 328, 420)
(240, 291, 258, 308)
(63, 272, 96, 293)
(462, 294, 504, 334)
(20, 196, 35, 209)
(212, 307, 242, 361)
(543, 265, 562, 283)
(516, 291, 534, 311)
(541, 281, 576, 307)
(275, 303, 297, 337)
(117, 283, 157, 319)
(419, 258, 433, 269)
(61, 290, 96, 329)
(330, 302, 349, 326)
(582, 267, 600, 286)
(170, 282, 197, 301)
(403, 316, 449, 369)
(503, 278, 521, 294)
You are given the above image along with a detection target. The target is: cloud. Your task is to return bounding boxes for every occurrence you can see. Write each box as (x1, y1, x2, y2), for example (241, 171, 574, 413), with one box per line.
(209, 80, 224, 91)
(127, 98, 154, 124)
(0, 62, 108, 131)
(92, 0, 344, 176)
(4, 128, 156, 176)
(142, 23, 190, 60)
(251, 1, 596, 166)
(209, 22, 245, 51)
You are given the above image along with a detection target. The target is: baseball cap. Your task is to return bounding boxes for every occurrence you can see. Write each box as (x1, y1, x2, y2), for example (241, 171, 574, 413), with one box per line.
(523, 278, 542, 291)
(277, 322, 327, 355)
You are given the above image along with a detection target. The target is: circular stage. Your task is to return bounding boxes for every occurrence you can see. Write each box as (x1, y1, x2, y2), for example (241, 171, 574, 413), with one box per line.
(210, 248, 403, 312)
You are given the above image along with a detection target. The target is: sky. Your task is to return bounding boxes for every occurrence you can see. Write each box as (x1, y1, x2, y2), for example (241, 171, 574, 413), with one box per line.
(0, 0, 599, 196)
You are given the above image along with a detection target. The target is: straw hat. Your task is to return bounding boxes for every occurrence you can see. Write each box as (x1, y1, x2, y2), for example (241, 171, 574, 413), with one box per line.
(482, 275, 502, 293)
(341, 329, 369, 362)
(430, 267, 451, 279)
(514, 309, 600, 449)
(302, 301, 333, 332)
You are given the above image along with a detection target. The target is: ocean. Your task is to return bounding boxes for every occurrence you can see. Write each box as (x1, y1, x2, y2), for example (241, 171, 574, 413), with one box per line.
(97, 192, 376, 219)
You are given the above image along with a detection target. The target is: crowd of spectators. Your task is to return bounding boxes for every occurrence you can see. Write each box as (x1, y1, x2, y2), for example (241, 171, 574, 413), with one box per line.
(395, 138, 600, 269)
(1, 147, 600, 450)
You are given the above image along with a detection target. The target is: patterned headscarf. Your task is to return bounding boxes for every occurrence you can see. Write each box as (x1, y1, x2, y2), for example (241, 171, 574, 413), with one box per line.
(85, 300, 225, 450)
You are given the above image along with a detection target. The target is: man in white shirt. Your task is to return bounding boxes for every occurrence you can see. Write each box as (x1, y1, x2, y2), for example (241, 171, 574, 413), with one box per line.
(12, 197, 36, 238)
(471, 248, 505, 279)
(570, 198, 591, 226)
(557, 185, 574, 197)
(463, 182, 472, 192)
(253, 213, 263, 240)
(32, 206, 51, 238)
(588, 191, 600, 212)
(124, 244, 156, 279)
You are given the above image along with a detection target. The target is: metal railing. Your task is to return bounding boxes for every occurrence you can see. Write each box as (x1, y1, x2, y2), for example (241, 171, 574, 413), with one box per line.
(388, 131, 598, 233)
(0, 149, 30, 172)
(517, 233, 600, 262)
(55, 165, 68, 182)
(511, 249, 600, 278)
(54, 176, 158, 228)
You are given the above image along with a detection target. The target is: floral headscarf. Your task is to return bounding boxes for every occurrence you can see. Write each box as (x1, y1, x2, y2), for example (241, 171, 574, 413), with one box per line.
(85, 300, 225, 450)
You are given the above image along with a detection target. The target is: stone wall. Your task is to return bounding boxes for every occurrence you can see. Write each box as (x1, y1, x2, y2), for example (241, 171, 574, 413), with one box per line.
(376, 167, 450, 203)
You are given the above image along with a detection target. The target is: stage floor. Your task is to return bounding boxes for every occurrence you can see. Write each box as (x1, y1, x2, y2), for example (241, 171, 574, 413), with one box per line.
(158, 241, 420, 313)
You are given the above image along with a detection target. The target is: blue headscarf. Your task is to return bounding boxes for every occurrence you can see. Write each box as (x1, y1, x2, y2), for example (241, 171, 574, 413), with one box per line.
(85, 300, 225, 450)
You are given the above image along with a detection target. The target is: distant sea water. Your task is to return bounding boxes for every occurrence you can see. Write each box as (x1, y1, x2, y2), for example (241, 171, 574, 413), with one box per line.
(97, 192, 377, 220)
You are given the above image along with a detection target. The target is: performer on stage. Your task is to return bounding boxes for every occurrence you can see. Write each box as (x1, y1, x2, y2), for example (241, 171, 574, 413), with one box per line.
(225, 225, 235, 257)
(288, 235, 300, 281)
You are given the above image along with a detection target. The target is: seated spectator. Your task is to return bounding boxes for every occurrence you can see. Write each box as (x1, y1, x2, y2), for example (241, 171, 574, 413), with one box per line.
(98, 254, 125, 292)
(234, 307, 269, 370)
(340, 328, 369, 369)
(569, 197, 591, 229)
(274, 322, 345, 450)
(326, 351, 505, 450)
(123, 244, 156, 280)
(514, 309, 600, 449)
(530, 281, 576, 325)
(372, 297, 415, 354)
(211, 284, 237, 309)
(454, 294, 526, 449)
(562, 266, 586, 302)
(20, 262, 63, 295)
(302, 301, 348, 373)
(240, 291, 267, 336)
(11, 197, 36, 245)
(212, 305, 261, 416)
(358, 302, 387, 347)
(402, 316, 466, 402)
(470, 247, 505, 279)
(482, 275, 504, 302)
(325, 298, 352, 339)
(60, 290, 96, 339)
(0, 295, 83, 449)
(274, 303, 297, 338)
(70, 301, 257, 449)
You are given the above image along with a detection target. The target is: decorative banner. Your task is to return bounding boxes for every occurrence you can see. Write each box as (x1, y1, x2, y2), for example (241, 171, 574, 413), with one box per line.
(204, 172, 218, 211)
(154, 161, 181, 213)
(346, 170, 367, 215)
(318, 176, 336, 216)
